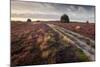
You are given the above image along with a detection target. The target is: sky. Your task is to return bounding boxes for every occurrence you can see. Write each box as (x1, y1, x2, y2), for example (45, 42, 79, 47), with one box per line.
(11, 0, 95, 22)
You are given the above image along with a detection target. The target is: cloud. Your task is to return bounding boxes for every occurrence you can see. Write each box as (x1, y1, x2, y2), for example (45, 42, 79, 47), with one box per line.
(11, 1, 95, 22)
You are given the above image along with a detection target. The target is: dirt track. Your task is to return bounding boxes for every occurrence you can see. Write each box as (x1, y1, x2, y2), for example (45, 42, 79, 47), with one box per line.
(47, 24, 95, 61)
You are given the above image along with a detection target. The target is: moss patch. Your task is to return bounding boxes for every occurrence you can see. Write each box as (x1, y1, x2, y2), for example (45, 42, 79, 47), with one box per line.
(75, 48, 89, 62)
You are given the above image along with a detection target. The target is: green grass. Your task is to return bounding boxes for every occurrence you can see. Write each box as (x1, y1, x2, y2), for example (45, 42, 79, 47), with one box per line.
(75, 48, 89, 62)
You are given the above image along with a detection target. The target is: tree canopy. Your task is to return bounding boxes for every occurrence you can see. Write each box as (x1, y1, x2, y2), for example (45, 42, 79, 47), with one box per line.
(27, 18, 32, 22)
(60, 14, 70, 23)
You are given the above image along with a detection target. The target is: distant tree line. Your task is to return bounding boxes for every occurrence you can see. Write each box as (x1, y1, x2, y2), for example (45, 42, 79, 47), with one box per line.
(26, 14, 70, 23)
(26, 14, 90, 23)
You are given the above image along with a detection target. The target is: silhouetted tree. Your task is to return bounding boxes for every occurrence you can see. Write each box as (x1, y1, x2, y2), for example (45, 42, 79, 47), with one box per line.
(60, 14, 70, 23)
(27, 18, 31, 22)
(86, 21, 89, 23)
